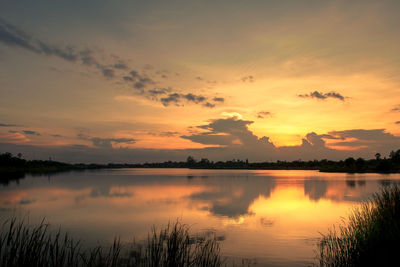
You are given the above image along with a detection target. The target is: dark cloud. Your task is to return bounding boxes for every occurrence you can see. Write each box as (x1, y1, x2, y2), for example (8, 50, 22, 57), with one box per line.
(242, 75, 254, 83)
(148, 87, 223, 108)
(134, 82, 146, 90)
(257, 111, 272, 119)
(183, 93, 206, 103)
(0, 18, 225, 109)
(22, 130, 40, 136)
(195, 76, 203, 81)
(298, 91, 345, 101)
(80, 49, 97, 66)
(213, 97, 224, 102)
(0, 18, 79, 61)
(161, 93, 181, 106)
(51, 134, 63, 138)
(147, 131, 179, 137)
(160, 92, 210, 107)
(391, 105, 400, 112)
(0, 18, 42, 53)
(328, 129, 397, 141)
(123, 76, 133, 81)
(38, 42, 78, 61)
(8, 130, 18, 133)
(2, 123, 400, 163)
(0, 18, 132, 79)
(182, 117, 274, 149)
(129, 70, 140, 79)
(396, 121, 400, 124)
(148, 87, 171, 96)
(113, 62, 127, 70)
(132, 77, 155, 91)
(159, 131, 179, 137)
(203, 102, 215, 108)
(102, 68, 115, 78)
(0, 123, 18, 127)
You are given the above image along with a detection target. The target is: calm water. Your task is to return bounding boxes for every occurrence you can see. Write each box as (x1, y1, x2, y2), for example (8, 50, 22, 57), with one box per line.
(1, 169, 399, 266)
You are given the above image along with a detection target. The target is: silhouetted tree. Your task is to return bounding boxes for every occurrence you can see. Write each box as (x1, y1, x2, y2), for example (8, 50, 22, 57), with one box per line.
(375, 153, 381, 160)
(345, 157, 356, 169)
(389, 149, 400, 163)
(355, 158, 365, 170)
(186, 156, 196, 167)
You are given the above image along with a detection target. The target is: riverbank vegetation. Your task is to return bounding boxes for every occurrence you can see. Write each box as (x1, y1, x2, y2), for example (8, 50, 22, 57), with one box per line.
(2, 149, 400, 175)
(318, 185, 400, 266)
(0, 218, 222, 267)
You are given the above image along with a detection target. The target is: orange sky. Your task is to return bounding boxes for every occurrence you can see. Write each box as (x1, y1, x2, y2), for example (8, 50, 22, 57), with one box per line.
(1, 0, 400, 162)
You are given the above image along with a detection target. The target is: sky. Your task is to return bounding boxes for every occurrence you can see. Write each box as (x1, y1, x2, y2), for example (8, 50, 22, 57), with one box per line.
(0, 0, 400, 163)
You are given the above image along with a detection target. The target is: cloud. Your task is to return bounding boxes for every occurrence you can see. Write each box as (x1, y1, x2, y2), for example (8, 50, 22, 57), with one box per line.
(90, 137, 136, 149)
(77, 134, 136, 149)
(102, 68, 115, 78)
(322, 129, 400, 152)
(113, 62, 127, 70)
(0, 18, 226, 109)
(396, 121, 400, 124)
(160, 93, 180, 106)
(22, 130, 41, 136)
(242, 75, 254, 83)
(160, 93, 209, 107)
(183, 93, 206, 103)
(257, 111, 272, 119)
(159, 131, 179, 137)
(203, 102, 215, 108)
(0, 123, 18, 127)
(298, 91, 345, 101)
(0, 18, 78, 61)
(0, 18, 131, 79)
(148, 87, 172, 96)
(2, 123, 400, 163)
(391, 105, 400, 112)
(213, 97, 224, 102)
(182, 117, 274, 149)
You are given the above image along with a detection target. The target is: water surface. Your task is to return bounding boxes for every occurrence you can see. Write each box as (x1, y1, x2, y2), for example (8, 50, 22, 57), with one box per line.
(1, 169, 399, 266)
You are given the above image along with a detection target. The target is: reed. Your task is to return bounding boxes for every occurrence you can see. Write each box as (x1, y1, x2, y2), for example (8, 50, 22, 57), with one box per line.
(0, 218, 222, 267)
(318, 185, 400, 266)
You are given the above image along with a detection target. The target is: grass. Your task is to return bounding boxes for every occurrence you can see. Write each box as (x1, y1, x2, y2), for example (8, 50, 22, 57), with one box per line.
(318, 185, 400, 266)
(0, 218, 223, 267)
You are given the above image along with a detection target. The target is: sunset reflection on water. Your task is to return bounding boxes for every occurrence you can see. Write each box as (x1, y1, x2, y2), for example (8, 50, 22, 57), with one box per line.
(1, 169, 399, 266)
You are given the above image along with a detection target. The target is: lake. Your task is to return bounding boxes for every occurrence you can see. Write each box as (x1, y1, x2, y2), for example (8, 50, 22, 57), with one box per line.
(1, 169, 399, 266)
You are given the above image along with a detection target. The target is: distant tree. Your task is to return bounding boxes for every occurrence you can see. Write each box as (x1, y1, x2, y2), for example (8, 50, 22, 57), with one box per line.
(355, 158, 365, 170)
(17, 153, 22, 159)
(199, 158, 210, 165)
(345, 157, 356, 168)
(186, 156, 196, 167)
(375, 153, 381, 160)
(389, 149, 400, 163)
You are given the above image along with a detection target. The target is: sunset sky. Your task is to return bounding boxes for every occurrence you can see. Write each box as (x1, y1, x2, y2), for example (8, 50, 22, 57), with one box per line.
(1, 0, 400, 163)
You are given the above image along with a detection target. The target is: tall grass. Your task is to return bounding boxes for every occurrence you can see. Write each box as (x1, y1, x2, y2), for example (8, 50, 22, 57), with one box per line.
(318, 185, 400, 266)
(0, 218, 222, 267)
